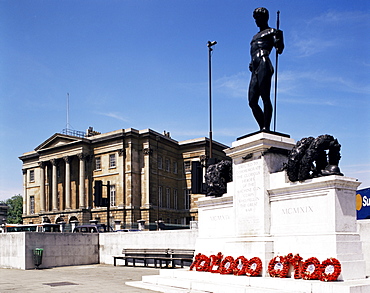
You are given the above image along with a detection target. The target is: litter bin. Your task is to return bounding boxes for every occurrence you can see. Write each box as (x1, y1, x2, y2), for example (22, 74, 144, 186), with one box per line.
(33, 248, 44, 269)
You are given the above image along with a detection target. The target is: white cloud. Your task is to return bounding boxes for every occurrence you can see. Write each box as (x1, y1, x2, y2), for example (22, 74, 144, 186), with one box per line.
(291, 10, 370, 58)
(308, 10, 370, 26)
(214, 72, 249, 98)
(279, 70, 370, 98)
(292, 36, 336, 58)
(98, 112, 129, 122)
(210, 68, 369, 108)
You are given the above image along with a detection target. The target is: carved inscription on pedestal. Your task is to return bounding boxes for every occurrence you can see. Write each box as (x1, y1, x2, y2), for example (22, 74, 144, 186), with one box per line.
(234, 160, 264, 235)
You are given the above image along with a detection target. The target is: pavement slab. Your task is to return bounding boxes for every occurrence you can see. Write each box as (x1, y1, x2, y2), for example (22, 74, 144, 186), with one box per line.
(0, 264, 160, 292)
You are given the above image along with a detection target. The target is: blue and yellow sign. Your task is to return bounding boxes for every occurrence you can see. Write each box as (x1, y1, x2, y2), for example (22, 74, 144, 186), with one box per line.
(356, 188, 370, 220)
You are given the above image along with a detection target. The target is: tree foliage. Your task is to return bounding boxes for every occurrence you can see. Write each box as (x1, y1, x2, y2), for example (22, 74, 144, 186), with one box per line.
(1, 194, 23, 224)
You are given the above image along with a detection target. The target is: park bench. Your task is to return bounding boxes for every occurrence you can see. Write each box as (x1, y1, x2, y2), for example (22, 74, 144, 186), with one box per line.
(168, 249, 195, 268)
(113, 248, 194, 268)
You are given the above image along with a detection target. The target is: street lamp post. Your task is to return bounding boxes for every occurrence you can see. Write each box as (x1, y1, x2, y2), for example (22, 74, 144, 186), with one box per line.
(207, 40, 217, 160)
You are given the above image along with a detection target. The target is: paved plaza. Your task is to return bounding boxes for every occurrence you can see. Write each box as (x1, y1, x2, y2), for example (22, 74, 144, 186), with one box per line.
(0, 264, 160, 292)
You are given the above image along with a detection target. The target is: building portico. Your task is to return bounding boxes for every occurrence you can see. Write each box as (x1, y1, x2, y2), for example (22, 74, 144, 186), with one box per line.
(19, 128, 230, 229)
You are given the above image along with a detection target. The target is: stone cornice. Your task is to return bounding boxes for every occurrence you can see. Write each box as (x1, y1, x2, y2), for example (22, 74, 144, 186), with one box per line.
(268, 174, 361, 202)
(196, 194, 233, 209)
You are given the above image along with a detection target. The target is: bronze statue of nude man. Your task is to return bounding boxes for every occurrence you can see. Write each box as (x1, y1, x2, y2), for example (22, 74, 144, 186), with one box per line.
(248, 7, 284, 131)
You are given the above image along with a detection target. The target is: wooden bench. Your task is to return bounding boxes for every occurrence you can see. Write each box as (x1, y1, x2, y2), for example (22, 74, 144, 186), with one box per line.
(113, 248, 170, 268)
(113, 248, 195, 268)
(168, 249, 195, 268)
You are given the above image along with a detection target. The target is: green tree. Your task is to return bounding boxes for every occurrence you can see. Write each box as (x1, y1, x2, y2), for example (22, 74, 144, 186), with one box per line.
(1, 194, 23, 224)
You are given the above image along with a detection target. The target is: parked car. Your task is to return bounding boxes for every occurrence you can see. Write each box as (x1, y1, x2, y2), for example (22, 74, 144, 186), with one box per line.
(72, 224, 110, 233)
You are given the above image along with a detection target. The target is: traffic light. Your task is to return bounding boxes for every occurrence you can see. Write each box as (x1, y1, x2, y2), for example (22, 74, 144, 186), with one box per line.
(94, 180, 103, 207)
(191, 161, 205, 194)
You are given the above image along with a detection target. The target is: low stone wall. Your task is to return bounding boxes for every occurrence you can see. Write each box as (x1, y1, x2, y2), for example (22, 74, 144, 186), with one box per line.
(99, 229, 199, 265)
(358, 219, 370, 276)
(0, 232, 99, 270)
(0, 232, 26, 269)
(1, 225, 368, 273)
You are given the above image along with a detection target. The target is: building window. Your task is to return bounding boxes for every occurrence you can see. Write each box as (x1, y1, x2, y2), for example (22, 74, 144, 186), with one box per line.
(95, 157, 101, 170)
(173, 161, 178, 174)
(109, 154, 116, 168)
(184, 161, 191, 172)
(174, 189, 178, 209)
(30, 196, 35, 214)
(159, 186, 163, 207)
(29, 170, 35, 182)
(184, 189, 191, 210)
(110, 185, 116, 206)
(165, 158, 170, 172)
(158, 156, 163, 169)
(166, 188, 171, 208)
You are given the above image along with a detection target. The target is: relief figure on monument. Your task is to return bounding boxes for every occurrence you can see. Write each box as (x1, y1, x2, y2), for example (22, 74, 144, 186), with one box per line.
(205, 160, 232, 197)
(285, 134, 344, 182)
(248, 7, 284, 131)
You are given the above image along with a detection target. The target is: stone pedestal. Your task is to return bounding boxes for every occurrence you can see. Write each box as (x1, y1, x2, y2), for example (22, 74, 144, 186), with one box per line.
(195, 132, 296, 274)
(195, 132, 365, 280)
(128, 132, 368, 292)
(269, 172, 365, 280)
(228, 133, 295, 237)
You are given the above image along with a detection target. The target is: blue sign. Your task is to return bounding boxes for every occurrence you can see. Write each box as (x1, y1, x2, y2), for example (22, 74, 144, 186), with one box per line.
(356, 188, 370, 220)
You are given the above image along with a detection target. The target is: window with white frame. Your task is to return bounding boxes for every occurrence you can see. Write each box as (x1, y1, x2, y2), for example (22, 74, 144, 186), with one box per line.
(110, 185, 116, 206)
(166, 188, 171, 208)
(109, 154, 116, 168)
(173, 161, 178, 174)
(30, 196, 35, 214)
(29, 170, 35, 182)
(95, 157, 101, 170)
(184, 161, 191, 172)
(159, 186, 163, 207)
(174, 189, 178, 209)
(165, 158, 170, 172)
(184, 189, 191, 210)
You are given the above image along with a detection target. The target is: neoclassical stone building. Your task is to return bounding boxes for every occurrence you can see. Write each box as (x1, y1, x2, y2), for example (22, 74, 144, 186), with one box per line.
(19, 128, 229, 229)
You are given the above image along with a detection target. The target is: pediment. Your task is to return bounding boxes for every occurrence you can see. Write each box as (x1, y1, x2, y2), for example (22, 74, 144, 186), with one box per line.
(35, 133, 83, 151)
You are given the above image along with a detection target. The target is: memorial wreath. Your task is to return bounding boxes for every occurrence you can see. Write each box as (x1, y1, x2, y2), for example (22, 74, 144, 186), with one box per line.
(319, 258, 341, 282)
(232, 256, 249, 275)
(268, 256, 289, 278)
(218, 256, 235, 274)
(245, 257, 263, 276)
(209, 252, 223, 273)
(301, 257, 321, 280)
(191, 252, 341, 282)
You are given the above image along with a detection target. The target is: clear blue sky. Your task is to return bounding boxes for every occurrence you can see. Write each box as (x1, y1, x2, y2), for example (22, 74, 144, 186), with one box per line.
(0, 0, 369, 201)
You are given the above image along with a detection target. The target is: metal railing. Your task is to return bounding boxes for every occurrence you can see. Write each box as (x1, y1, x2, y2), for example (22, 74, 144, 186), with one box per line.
(61, 128, 86, 138)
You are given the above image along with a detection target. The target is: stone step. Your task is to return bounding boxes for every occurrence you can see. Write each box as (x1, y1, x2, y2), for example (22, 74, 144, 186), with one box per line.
(127, 269, 370, 293)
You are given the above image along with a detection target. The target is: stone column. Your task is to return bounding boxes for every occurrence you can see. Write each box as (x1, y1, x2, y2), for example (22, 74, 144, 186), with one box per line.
(38, 161, 46, 212)
(137, 219, 145, 231)
(114, 220, 121, 231)
(51, 159, 58, 211)
(22, 169, 28, 215)
(63, 156, 71, 209)
(78, 153, 86, 208)
(142, 147, 152, 208)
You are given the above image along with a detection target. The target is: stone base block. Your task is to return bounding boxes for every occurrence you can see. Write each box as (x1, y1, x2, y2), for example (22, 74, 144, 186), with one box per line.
(127, 269, 370, 293)
(273, 233, 366, 280)
(195, 236, 274, 277)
